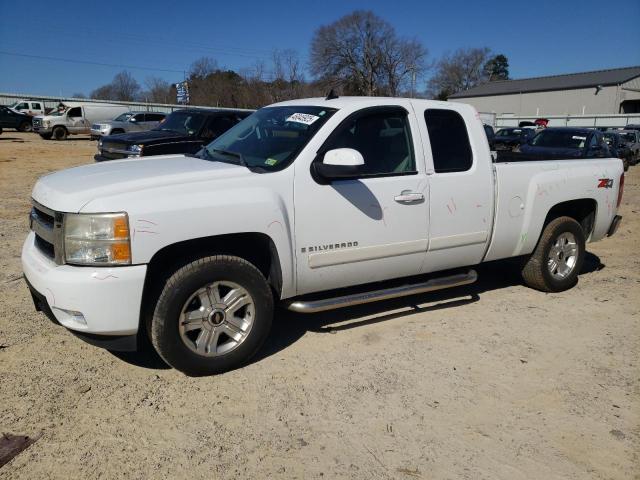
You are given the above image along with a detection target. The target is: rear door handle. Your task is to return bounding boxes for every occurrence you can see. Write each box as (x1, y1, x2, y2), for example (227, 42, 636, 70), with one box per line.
(394, 190, 424, 203)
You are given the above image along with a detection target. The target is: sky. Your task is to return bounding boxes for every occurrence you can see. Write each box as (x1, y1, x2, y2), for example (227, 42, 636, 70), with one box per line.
(1, 0, 639, 98)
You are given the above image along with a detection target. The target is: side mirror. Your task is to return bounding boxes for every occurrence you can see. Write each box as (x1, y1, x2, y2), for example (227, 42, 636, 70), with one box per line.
(314, 148, 365, 181)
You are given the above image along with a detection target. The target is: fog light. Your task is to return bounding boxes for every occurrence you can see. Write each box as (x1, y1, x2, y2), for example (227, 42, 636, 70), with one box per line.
(52, 307, 87, 326)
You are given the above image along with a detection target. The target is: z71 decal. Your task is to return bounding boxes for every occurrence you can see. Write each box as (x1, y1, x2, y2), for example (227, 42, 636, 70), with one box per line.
(598, 178, 613, 189)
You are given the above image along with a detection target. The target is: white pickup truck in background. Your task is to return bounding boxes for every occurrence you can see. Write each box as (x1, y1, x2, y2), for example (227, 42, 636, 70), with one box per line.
(22, 96, 624, 375)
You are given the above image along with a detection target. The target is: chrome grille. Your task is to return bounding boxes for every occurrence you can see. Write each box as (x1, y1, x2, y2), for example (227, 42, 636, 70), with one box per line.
(100, 141, 129, 160)
(30, 201, 65, 264)
(33, 118, 42, 128)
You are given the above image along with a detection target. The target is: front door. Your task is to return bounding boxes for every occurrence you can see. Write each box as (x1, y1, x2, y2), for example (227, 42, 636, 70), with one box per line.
(294, 105, 430, 295)
(67, 107, 86, 133)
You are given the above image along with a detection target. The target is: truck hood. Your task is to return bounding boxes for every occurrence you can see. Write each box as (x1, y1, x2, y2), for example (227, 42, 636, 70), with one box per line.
(32, 155, 248, 212)
(104, 129, 192, 145)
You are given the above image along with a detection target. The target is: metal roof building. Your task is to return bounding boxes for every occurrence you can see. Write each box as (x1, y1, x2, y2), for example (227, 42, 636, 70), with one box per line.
(449, 66, 640, 116)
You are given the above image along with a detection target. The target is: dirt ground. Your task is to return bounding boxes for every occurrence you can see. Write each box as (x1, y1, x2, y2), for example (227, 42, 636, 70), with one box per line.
(0, 132, 638, 479)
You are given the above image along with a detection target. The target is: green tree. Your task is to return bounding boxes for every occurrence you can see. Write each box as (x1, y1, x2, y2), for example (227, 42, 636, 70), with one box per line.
(483, 54, 509, 81)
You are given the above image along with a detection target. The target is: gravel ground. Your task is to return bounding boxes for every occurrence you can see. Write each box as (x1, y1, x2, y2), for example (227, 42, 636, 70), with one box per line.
(0, 132, 638, 479)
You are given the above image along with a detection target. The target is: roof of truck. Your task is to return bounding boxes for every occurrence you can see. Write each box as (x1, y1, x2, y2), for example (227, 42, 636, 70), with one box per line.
(271, 96, 465, 111)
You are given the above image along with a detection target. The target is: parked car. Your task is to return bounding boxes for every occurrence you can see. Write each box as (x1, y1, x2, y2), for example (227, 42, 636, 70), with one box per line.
(0, 105, 34, 133)
(94, 108, 251, 161)
(493, 127, 536, 151)
(33, 102, 131, 140)
(23, 97, 624, 375)
(7, 99, 46, 116)
(617, 129, 640, 165)
(603, 131, 633, 170)
(504, 127, 611, 161)
(90, 111, 166, 139)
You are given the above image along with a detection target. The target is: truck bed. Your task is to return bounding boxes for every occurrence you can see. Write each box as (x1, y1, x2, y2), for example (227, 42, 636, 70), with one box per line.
(484, 158, 623, 262)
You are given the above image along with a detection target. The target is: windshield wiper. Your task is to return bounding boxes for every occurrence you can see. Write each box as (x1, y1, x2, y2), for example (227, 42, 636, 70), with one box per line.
(210, 148, 248, 167)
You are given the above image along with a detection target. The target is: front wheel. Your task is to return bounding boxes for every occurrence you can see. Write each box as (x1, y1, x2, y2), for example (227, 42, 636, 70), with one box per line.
(151, 255, 274, 376)
(52, 126, 67, 140)
(522, 216, 586, 292)
(18, 121, 32, 132)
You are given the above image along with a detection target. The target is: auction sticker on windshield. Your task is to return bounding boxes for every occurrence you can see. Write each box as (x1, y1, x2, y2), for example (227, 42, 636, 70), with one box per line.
(286, 113, 320, 125)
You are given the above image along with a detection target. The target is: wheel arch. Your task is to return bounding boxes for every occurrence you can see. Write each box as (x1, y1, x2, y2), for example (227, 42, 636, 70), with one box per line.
(138, 232, 283, 338)
(543, 198, 597, 240)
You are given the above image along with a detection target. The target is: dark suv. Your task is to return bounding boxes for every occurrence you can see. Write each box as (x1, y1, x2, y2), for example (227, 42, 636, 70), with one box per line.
(94, 108, 252, 162)
(0, 106, 34, 134)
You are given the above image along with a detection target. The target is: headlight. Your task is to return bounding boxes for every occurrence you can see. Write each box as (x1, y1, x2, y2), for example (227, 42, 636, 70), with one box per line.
(64, 213, 131, 265)
(126, 144, 144, 156)
(43, 120, 50, 127)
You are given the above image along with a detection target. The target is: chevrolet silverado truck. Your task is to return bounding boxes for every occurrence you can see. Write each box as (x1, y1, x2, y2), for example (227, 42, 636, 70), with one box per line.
(22, 97, 624, 376)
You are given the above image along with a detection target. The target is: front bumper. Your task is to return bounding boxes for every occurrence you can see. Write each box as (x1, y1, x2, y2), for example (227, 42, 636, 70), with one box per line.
(21, 231, 147, 337)
(90, 128, 110, 137)
(33, 125, 52, 134)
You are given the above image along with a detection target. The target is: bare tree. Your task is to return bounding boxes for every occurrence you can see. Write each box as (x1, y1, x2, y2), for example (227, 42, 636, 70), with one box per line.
(310, 10, 427, 96)
(90, 84, 116, 101)
(71, 92, 87, 99)
(189, 57, 218, 79)
(144, 77, 173, 104)
(110, 71, 141, 101)
(426, 47, 492, 99)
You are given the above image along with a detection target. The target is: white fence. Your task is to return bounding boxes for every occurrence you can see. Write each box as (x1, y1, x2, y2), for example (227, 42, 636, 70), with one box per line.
(0, 92, 252, 113)
(496, 113, 640, 129)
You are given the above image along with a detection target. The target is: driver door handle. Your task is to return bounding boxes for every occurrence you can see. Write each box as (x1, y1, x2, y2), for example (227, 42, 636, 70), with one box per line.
(394, 190, 424, 203)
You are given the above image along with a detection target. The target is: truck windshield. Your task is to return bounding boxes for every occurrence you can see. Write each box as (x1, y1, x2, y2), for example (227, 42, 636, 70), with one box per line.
(202, 106, 337, 170)
(154, 111, 206, 136)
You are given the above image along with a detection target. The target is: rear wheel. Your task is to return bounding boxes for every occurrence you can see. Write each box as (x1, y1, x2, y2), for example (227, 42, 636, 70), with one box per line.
(52, 126, 67, 140)
(18, 121, 32, 132)
(151, 255, 274, 376)
(522, 216, 585, 292)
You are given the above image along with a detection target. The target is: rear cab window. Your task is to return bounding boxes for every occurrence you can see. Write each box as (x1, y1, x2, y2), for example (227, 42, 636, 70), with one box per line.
(423, 109, 473, 173)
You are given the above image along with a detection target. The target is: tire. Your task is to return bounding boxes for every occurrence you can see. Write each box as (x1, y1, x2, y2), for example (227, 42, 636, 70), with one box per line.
(52, 126, 67, 140)
(18, 121, 32, 132)
(151, 255, 274, 376)
(522, 216, 586, 292)
(39, 133, 52, 140)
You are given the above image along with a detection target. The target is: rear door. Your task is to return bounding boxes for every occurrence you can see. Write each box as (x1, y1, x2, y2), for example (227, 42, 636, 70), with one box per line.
(415, 105, 494, 273)
(294, 104, 430, 295)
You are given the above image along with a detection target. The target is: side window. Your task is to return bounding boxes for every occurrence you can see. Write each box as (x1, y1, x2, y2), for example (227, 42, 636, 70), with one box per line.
(588, 134, 598, 148)
(132, 113, 145, 122)
(148, 113, 165, 122)
(202, 116, 234, 140)
(67, 107, 82, 118)
(17, 102, 29, 110)
(424, 109, 472, 173)
(323, 108, 416, 175)
(32, 103, 41, 110)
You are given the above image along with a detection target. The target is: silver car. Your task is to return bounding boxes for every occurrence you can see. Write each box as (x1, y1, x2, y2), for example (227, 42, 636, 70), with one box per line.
(90, 111, 166, 139)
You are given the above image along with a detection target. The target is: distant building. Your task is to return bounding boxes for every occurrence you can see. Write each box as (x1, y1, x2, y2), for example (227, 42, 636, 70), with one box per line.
(449, 66, 640, 116)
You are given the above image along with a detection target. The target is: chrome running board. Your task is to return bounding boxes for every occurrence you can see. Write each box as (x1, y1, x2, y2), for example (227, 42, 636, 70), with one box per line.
(286, 269, 477, 313)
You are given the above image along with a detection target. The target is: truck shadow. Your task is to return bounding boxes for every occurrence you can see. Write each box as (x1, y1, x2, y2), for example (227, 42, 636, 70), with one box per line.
(255, 251, 604, 363)
(109, 252, 603, 371)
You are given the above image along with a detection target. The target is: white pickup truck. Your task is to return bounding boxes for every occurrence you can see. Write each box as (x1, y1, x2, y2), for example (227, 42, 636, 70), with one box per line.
(22, 97, 624, 375)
